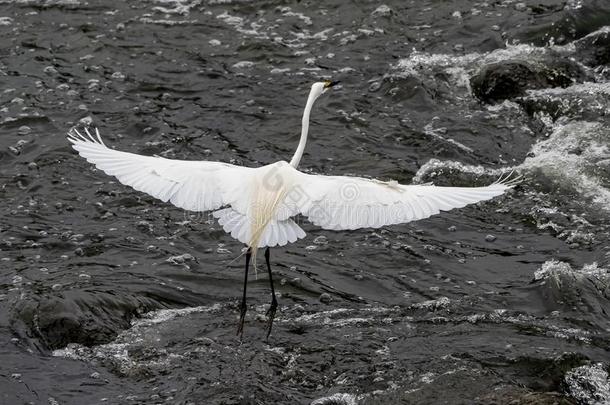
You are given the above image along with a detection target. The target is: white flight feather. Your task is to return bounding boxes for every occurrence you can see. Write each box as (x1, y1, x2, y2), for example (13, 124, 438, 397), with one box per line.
(67, 82, 519, 251)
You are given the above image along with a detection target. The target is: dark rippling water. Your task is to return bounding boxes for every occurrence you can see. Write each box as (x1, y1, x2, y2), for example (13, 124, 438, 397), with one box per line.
(1, 0, 609, 404)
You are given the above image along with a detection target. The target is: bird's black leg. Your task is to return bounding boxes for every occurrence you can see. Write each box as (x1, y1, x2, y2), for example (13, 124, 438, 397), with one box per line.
(237, 247, 252, 338)
(265, 247, 278, 340)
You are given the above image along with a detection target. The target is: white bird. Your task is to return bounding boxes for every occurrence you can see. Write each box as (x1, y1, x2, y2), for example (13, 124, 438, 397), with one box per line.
(67, 80, 519, 339)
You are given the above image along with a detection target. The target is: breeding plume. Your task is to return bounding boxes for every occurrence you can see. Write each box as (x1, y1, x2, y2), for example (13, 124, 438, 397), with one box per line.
(68, 81, 519, 339)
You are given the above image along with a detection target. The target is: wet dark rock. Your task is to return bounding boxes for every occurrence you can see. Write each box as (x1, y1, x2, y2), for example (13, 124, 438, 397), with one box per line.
(471, 60, 586, 103)
(573, 29, 610, 68)
(12, 292, 165, 350)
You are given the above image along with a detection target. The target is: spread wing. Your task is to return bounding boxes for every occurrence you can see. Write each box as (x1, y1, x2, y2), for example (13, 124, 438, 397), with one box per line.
(67, 127, 251, 212)
(291, 171, 519, 230)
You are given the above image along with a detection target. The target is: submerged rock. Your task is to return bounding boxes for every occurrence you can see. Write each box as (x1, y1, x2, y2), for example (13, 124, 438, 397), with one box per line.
(12, 292, 164, 350)
(319, 293, 332, 304)
(470, 60, 586, 103)
(573, 27, 610, 68)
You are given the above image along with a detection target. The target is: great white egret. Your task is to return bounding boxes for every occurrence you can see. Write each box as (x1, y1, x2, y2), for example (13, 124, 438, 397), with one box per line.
(67, 80, 519, 339)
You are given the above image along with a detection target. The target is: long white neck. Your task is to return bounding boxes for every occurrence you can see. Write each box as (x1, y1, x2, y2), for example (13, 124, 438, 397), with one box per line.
(289, 88, 318, 168)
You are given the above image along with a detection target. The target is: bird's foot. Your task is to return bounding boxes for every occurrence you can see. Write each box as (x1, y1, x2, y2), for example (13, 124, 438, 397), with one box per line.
(265, 298, 278, 341)
(237, 302, 247, 339)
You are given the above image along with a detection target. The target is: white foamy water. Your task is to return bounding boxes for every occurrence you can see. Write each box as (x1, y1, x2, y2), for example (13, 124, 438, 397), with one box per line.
(392, 27, 610, 82)
(391, 42, 575, 100)
(52, 304, 223, 374)
(415, 118, 610, 215)
(311, 393, 359, 405)
(522, 120, 610, 207)
(400, 29, 610, 217)
(525, 81, 610, 97)
(564, 363, 610, 404)
(534, 260, 609, 284)
(394, 43, 557, 75)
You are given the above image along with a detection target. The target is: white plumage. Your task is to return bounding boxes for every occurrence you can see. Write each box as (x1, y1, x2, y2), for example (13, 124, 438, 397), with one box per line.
(68, 81, 521, 338)
(68, 81, 518, 250)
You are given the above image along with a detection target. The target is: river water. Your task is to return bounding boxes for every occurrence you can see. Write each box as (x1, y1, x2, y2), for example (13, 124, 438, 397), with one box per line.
(0, 0, 609, 404)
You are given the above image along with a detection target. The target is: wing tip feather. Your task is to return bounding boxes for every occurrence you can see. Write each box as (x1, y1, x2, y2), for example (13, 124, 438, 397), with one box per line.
(67, 125, 107, 148)
(492, 170, 523, 189)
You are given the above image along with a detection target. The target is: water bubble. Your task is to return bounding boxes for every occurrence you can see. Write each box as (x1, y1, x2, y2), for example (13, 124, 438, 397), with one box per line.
(368, 82, 381, 92)
(166, 253, 195, 265)
(514, 2, 527, 11)
(43, 66, 58, 75)
(319, 293, 332, 303)
(313, 235, 328, 245)
(232, 61, 254, 69)
(18, 125, 31, 135)
(372, 5, 392, 17)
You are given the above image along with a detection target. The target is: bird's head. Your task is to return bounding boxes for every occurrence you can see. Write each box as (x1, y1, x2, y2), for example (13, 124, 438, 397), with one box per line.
(312, 80, 339, 98)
